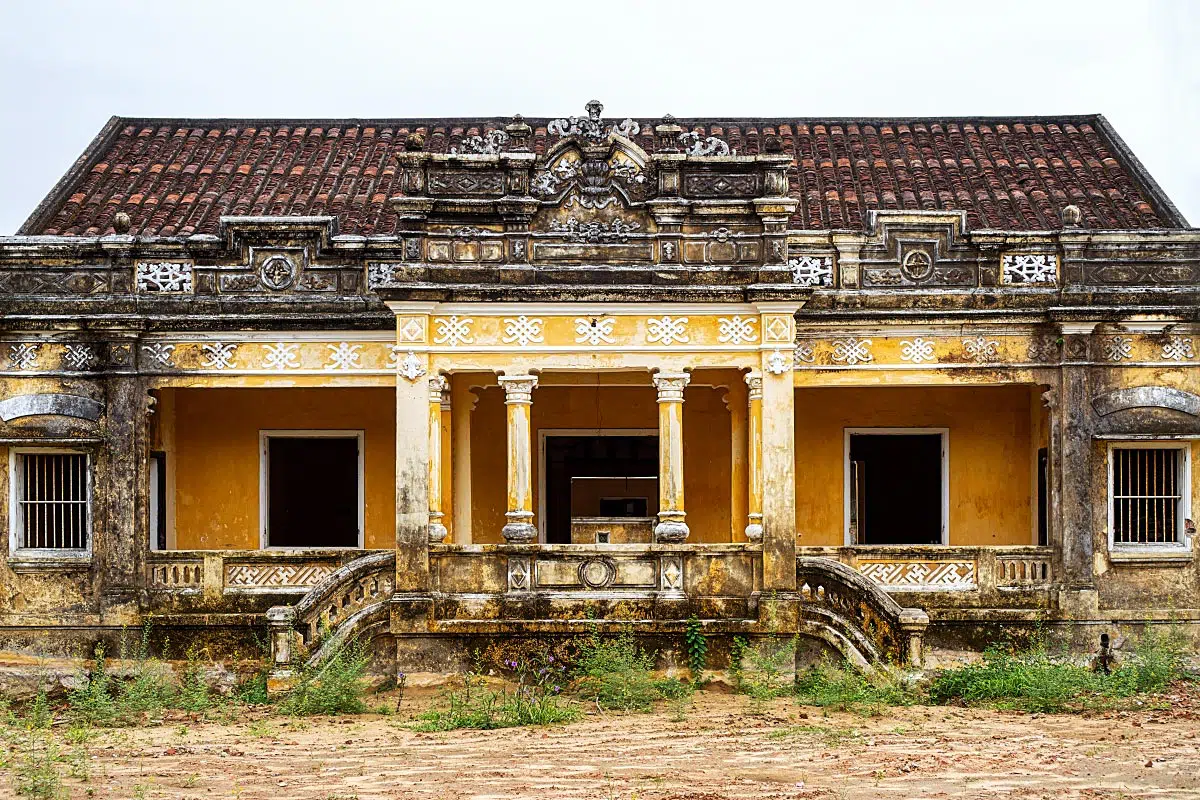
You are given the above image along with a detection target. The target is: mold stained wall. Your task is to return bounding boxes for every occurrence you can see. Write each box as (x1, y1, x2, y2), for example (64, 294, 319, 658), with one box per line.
(793, 385, 1041, 547)
(167, 388, 397, 550)
(469, 379, 738, 544)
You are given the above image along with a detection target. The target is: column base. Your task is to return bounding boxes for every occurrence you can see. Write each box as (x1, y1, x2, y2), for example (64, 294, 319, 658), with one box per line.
(502, 511, 538, 543)
(654, 513, 689, 543)
(427, 522, 448, 544)
(744, 514, 763, 542)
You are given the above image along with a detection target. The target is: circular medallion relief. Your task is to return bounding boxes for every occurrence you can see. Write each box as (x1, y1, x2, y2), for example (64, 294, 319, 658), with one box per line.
(578, 557, 617, 589)
(260, 255, 297, 290)
(901, 249, 934, 282)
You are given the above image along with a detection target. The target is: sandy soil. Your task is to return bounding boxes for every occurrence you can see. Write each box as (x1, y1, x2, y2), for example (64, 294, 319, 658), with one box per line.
(12, 685, 1200, 800)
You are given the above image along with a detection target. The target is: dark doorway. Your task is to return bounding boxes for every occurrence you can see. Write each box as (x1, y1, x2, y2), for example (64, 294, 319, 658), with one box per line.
(849, 433, 943, 545)
(544, 435, 658, 543)
(267, 435, 360, 547)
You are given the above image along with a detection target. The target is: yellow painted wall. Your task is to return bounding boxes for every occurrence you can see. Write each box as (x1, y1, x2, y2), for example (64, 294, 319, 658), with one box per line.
(469, 382, 734, 544)
(794, 386, 1037, 547)
(169, 388, 396, 550)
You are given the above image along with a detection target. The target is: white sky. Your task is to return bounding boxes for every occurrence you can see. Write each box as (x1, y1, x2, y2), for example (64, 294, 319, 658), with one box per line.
(0, 0, 1196, 234)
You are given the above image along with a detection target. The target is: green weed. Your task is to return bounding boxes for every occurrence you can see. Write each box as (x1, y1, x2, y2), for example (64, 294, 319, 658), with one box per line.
(573, 630, 690, 712)
(794, 659, 918, 714)
(279, 638, 370, 716)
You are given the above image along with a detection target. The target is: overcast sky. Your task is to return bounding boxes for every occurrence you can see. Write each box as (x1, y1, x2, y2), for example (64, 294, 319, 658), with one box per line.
(0, 0, 1196, 234)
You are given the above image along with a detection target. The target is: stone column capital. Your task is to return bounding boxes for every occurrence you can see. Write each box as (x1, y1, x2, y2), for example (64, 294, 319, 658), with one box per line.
(653, 372, 690, 403)
(499, 374, 538, 404)
(744, 371, 763, 401)
(428, 374, 448, 402)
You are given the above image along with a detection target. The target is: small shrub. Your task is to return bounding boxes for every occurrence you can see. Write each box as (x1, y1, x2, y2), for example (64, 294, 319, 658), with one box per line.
(574, 631, 682, 712)
(794, 659, 918, 714)
(684, 616, 708, 680)
(67, 645, 118, 726)
(728, 635, 749, 691)
(12, 730, 64, 799)
(279, 638, 370, 716)
(738, 636, 797, 700)
(414, 654, 579, 731)
(175, 644, 212, 712)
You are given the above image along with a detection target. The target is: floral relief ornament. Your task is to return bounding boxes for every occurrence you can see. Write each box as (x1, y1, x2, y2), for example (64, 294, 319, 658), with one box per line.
(502, 316, 545, 347)
(433, 316, 474, 347)
(326, 343, 363, 370)
(766, 349, 791, 375)
(397, 351, 427, 382)
(789, 256, 834, 287)
(831, 338, 873, 365)
(646, 316, 689, 346)
(1161, 336, 1196, 361)
(263, 343, 300, 370)
(574, 317, 617, 346)
(900, 338, 936, 364)
(962, 336, 1001, 362)
(135, 261, 194, 293)
(717, 316, 757, 345)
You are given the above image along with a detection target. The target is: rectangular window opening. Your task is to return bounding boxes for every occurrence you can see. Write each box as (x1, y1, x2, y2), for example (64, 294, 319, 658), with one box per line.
(13, 451, 90, 552)
(1110, 445, 1189, 547)
(263, 432, 363, 549)
(847, 431, 946, 546)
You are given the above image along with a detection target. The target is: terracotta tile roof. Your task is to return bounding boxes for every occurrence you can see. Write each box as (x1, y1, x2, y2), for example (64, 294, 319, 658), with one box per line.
(21, 115, 1187, 236)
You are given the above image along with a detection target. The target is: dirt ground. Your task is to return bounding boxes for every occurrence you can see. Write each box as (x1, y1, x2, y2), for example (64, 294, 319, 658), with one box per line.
(11, 684, 1200, 800)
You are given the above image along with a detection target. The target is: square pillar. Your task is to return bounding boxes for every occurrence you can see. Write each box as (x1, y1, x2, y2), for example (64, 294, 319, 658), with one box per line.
(388, 302, 437, 593)
(758, 303, 799, 591)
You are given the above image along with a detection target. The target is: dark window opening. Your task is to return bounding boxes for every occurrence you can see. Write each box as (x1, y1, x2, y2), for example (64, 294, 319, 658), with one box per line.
(267, 436, 360, 548)
(545, 435, 658, 544)
(1037, 447, 1048, 547)
(150, 451, 167, 551)
(1111, 446, 1183, 545)
(15, 452, 89, 550)
(849, 433, 942, 545)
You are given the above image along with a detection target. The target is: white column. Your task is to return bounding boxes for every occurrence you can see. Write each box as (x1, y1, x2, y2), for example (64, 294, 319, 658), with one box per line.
(653, 372, 690, 542)
(450, 376, 476, 544)
(499, 375, 538, 543)
(427, 376, 449, 543)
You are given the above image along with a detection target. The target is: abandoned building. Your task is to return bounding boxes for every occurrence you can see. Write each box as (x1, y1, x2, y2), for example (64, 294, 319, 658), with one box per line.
(0, 103, 1197, 674)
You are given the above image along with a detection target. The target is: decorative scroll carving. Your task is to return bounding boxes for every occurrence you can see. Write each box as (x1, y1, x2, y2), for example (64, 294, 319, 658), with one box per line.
(858, 560, 977, 591)
(683, 173, 758, 197)
(428, 170, 505, 196)
(548, 217, 640, 243)
(789, 256, 834, 287)
(200, 342, 238, 370)
(325, 342, 363, 370)
(1002, 253, 1057, 285)
(766, 349, 791, 375)
(259, 255, 297, 290)
(263, 342, 300, 370)
(367, 263, 403, 290)
(532, 153, 649, 209)
(793, 341, 816, 364)
(1102, 335, 1134, 362)
(679, 131, 731, 156)
(396, 351, 427, 382)
(451, 129, 509, 154)
(136, 261, 194, 293)
(546, 100, 639, 142)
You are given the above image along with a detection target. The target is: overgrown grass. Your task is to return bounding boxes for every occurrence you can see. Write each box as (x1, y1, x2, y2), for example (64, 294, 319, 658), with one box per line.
(794, 660, 918, 714)
(734, 635, 799, 701)
(930, 630, 1190, 713)
(414, 650, 579, 730)
(573, 630, 690, 712)
(278, 638, 371, 716)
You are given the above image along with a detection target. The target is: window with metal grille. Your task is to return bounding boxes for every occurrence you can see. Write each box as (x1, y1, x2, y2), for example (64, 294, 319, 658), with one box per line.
(12, 451, 90, 551)
(1109, 445, 1188, 546)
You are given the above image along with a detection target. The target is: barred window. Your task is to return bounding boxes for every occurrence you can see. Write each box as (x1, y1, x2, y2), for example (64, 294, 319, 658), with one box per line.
(1109, 445, 1188, 546)
(12, 451, 90, 551)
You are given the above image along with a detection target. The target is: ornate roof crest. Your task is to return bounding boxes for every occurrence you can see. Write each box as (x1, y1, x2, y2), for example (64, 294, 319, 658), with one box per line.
(547, 100, 640, 142)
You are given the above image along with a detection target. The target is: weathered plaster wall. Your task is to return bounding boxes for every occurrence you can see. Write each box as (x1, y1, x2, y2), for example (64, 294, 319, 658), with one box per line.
(469, 382, 734, 544)
(793, 385, 1036, 547)
(169, 388, 396, 550)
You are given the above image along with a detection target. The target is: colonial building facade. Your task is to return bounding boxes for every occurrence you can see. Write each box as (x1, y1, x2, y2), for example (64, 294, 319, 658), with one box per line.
(1, 104, 1196, 672)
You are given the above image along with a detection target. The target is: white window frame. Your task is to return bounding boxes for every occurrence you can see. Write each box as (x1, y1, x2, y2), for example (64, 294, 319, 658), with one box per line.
(1107, 441, 1192, 553)
(259, 430, 365, 550)
(843, 427, 950, 546)
(7, 447, 93, 560)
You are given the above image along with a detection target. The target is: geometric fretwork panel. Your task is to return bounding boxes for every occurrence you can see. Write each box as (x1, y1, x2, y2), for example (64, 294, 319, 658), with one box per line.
(857, 560, 977, 591)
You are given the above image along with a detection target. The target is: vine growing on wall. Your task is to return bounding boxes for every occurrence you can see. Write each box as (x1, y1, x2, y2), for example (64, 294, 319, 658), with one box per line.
(684, 616, 708, 680)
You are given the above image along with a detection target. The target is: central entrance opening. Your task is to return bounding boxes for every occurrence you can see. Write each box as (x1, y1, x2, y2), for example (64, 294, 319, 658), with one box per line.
(846, 429, 946, 545)
(261, 431, 364, 548)
(541, 432, 658, 544)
